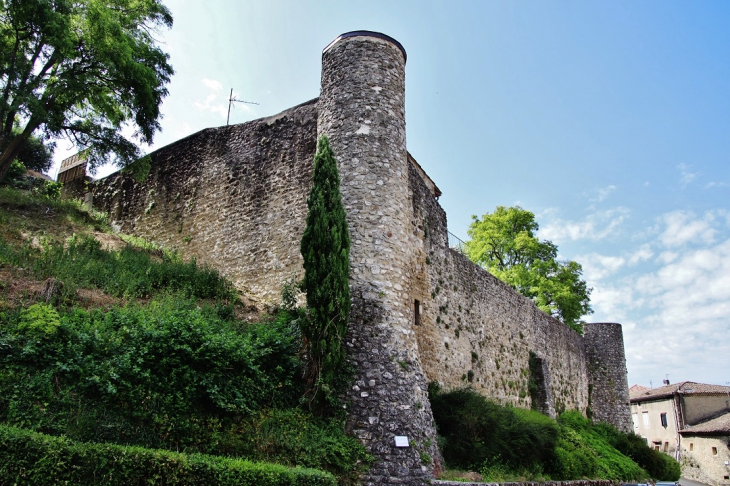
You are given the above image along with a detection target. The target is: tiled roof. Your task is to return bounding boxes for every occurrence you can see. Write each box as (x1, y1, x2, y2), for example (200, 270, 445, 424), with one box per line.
(630, 381, 730, 402)
(629, 384, 650, 394)
(680, 411, 730, 436)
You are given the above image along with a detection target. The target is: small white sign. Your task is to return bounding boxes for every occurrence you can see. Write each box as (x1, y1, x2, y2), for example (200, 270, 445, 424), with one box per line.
(394, 436, 409, 447)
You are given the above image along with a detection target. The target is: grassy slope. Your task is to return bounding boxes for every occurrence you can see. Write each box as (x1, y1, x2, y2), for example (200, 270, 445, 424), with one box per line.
(0, 187, 370, 484)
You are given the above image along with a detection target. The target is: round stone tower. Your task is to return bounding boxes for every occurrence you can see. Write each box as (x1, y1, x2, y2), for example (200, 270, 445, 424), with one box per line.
(583, 322, 633, 433)
(318, 31, 442, 484)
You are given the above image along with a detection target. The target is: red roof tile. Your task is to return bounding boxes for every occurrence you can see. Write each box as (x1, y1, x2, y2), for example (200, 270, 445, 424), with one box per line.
(630, 381, 730, 402)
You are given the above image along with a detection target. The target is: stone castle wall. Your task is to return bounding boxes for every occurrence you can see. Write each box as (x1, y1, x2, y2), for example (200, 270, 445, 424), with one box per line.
(408, 161, 590, 417)
(90, 99, 318, 307)
(88, 30, 632, 484)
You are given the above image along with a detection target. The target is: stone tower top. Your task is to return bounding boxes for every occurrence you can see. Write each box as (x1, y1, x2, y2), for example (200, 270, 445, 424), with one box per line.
(323, 30, 407, 62)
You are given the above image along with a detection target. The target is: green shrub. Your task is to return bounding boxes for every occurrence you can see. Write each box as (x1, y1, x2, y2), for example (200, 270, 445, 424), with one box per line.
(428, 384, 558, 472)
(430, 386, 659, 481)
(1, 160, 26, 181)
(216, 408, 372, 481)
(0, 424, 336, 485)
(0, 299, 302, 445)
(552, 411, 647, 480)
(33, 180, 63, 200)
(594, 422, 681, 480)
(17, 303, 61, 337)
(0, 300, 369, 480)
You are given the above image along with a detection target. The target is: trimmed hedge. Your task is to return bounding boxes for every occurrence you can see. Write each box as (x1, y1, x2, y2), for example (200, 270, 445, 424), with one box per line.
(0, 424, 336, 485)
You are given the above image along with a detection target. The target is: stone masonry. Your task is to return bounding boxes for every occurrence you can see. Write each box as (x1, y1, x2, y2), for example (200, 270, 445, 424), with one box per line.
(584, 323, 633, 433)
(318, 33, 443, 484)
(89, 31, 633, 483)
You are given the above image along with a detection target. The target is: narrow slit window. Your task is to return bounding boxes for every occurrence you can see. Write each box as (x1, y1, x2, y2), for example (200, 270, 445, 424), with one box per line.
(712, 447, 718, 455)
(414, 299, 421, 326)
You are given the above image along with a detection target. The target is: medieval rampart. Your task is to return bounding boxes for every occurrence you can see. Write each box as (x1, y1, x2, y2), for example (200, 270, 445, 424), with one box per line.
(408, 159, 590, 417)
(89, 31, 632, 483)
(91, 99, 318, 306)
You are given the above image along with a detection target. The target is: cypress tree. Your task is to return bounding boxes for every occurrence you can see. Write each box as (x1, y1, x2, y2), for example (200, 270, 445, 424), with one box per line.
(300, 135, 351, 410)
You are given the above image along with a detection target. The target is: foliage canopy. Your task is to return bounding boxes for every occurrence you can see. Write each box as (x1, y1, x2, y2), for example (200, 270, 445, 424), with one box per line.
(0, 0, 174, 178)
(300, 135, 351, 412)
(465, 205, 592, 331)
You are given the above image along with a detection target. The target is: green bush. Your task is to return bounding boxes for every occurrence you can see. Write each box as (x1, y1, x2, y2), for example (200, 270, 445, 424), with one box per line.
(0, 300, 301, 443)
(594, 422, 681, 480)
(430, 386, 662, 481)
(215, 408, 372, 481)
(0, 300, 369, 479)
(552, 411, 647, 480)
(0, 424, 336, 485)
(17, 303, 61, 337)
(1, 160, 26, 181)
(33, 180, 63, 200)
(0, 233, 236, 301)
(428, 384, 558, 472)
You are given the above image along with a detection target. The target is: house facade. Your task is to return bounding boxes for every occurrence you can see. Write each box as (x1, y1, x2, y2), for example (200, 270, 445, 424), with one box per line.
(630, 381, 730, 486)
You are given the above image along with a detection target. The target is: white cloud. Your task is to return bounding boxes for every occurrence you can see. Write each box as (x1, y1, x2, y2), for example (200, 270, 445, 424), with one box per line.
(194, 93, 228, 118)
(193, 78, 237, 120)
(706, 181, 729, 188)
(657, 210, 717, 248)
(628, 244, 653, 265)
(592, 233, 730, 386)
(539, 207, 630, 243)
(678, 163, 699, 184)
(202, 78, 223, 91)
(592, 185, 617, 202)
(577, 253, 626, 281)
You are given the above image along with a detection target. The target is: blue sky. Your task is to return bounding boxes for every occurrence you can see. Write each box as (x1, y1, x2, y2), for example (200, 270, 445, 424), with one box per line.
(51, 0, 730, 388)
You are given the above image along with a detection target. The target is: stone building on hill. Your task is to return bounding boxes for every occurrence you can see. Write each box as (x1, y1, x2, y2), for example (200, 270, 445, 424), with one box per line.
(630, 381, 730, 486)
(84, 31, 633, 485)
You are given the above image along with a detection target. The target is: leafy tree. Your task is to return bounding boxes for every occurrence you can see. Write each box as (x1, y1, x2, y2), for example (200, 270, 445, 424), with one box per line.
(0, 130, 54, 173)
(466, 206, 592, 332)
(0, 0, 174, 179)
(300, 135, 351, 412)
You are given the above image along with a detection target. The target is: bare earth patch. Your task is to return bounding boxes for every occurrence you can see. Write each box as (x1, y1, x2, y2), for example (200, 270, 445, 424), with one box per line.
(0, 267, 123, 309)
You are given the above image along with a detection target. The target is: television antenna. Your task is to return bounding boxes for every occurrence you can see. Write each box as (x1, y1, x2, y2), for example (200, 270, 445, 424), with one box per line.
(227, 88, 259, 125)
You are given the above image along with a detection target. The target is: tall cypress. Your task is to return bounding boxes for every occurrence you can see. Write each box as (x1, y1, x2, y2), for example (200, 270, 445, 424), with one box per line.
(300, 135, 351, 410)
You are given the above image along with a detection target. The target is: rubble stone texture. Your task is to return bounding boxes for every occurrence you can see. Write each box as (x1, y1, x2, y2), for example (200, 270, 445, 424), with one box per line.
(89, 31, 633, 484)
(584, 323, 633, 433)
(318, 33, 443, 484)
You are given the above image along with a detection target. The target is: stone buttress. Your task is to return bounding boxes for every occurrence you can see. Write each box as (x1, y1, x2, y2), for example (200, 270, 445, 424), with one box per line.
(318, 32, 443, 484)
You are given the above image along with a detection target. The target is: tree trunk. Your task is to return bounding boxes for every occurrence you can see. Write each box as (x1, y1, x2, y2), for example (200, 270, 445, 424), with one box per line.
(0, 120, 41, 180)
(0, 134, 26, 180)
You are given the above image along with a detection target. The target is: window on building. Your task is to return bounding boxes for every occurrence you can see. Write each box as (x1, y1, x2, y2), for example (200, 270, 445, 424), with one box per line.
(414, 300, 421, 326)
(712, 447, 718, 455)
(654, 443, 661, 451)
(690, 443, 694, 451)
(660, 413, 668, 428)
(632, 413, 639, 429)
(664, 442, 669, 452)
(642, 411, 650, 428)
